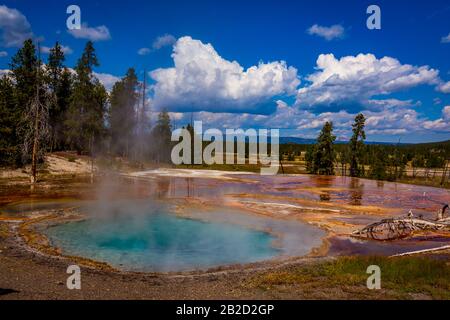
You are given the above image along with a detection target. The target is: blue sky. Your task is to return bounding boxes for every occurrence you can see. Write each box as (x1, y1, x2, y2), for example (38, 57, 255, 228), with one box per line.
(0, 0, 449, 142)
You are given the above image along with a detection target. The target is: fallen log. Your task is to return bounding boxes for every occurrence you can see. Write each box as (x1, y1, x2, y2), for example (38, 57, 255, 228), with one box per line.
(352, 217, 450, 241)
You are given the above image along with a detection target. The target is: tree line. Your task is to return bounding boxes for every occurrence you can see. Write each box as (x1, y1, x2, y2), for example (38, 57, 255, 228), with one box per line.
(291, 114, 449, 184)
(0, 39, 173, 180)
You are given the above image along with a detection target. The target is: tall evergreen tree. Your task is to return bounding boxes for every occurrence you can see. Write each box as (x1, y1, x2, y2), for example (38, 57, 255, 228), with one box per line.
(312, 121, 336, 175)
(9, 39, 37, 115)
(47, 42, 72, 150)
(349, 113, 366, 177)
(152, 109, 172, 163)
(368, 146, 387, 180)
(305, 145, 314, 173)
(0, 75, 21, 165)
(109, 68, 139, 157)
(65, 41, 107, 155)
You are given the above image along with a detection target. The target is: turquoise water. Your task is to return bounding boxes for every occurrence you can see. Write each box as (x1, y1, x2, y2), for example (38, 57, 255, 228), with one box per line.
(45, 203, 280, 272)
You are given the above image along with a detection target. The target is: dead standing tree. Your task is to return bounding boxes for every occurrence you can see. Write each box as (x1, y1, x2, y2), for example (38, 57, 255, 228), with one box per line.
(22, 44, 50, 184)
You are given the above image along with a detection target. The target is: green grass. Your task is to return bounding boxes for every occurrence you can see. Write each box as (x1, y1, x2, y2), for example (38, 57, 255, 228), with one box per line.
(248, 256, 450, 299)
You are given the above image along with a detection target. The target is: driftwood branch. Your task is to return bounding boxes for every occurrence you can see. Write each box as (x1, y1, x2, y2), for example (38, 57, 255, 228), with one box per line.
(390, 245, 450, 257)
(352, 206, 450, 240)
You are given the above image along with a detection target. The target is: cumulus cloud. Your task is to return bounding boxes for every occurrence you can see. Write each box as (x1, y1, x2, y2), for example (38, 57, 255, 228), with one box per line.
(442, 106, 450, 120)
(296, 53, 439, 110)
(150, 36, 300, 114)
(437, 80, 450, 93)
(421, 106, 450, 131)
(41, 45, 73, 55)
(93, 72, 121, 91)
(68, 23, 111, 41)
(170, 99, 449, 142)
(0, 5, 33, 47)
(0, 51, 7, 57)
(152, 34, 176, 50)
(307, 24, 345, 41)
(441, 33, 450, 43)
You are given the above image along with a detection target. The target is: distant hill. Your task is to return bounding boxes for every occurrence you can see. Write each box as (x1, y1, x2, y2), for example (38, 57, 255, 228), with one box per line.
(279, 137, 406, 145)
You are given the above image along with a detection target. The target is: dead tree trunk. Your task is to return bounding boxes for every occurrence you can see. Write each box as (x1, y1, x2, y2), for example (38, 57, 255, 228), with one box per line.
(353, 216, 450, 240)
(441, 161, 449, 186)
(90, 134, 94, 184)
(30, 105, 39, 184)
(24, 43, 49, 185)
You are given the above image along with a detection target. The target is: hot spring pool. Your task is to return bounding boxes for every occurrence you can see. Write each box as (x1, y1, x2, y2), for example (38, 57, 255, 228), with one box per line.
(44, 202, 285, 272)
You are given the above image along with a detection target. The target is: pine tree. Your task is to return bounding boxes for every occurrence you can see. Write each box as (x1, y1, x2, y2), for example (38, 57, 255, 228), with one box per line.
(10, 39, 37, 115)
(368, 146, 387, 180)
(109, 68, 139, 157)
(65, 41, 107, 155)
(47, 42, 72, 150)
(152, 109, 172, 163)
(349, 113, 366, 177)
(0, 75, 21, 165)
(312, 121, 336, 175)
(305, 145, 314, 173)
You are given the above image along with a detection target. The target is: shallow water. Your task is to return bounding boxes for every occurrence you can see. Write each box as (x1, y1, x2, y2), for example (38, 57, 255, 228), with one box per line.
(3, 171, 449, 265)
(44, 201, 284, 272)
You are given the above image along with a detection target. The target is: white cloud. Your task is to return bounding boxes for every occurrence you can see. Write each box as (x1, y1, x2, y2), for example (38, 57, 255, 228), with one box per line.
(169, 100, 449, 141)
(0, 5, 33, 47)
(437, 80, 450, 93)
(150, 36, 300, 113)
(424, 106, 450, 132)
(441, 33, 450, 43)
(307, 24, 345, 41)
(138, 47, 151, 55)
(442, 106, 450, 120)
(423, 118, 448, 130)
(152, 34, 176, 50)
(366, 99, 420, 111)
(138, 34, 176, 55)
(68, 23, 111, 41)
(296, 53, 439, 110)
(41, 45, 73, 55)
(93, 72, 121, 91)
(0, 69, 11, 77)
(0, 51, 7, 57)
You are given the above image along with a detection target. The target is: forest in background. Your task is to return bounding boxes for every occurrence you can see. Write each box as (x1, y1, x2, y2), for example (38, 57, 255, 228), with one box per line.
(0, 39, 173, 176)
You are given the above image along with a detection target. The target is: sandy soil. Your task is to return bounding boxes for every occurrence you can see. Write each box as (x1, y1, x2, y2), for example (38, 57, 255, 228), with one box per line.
(0, 153, 93, 179)
(44, 154, 93, 175)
